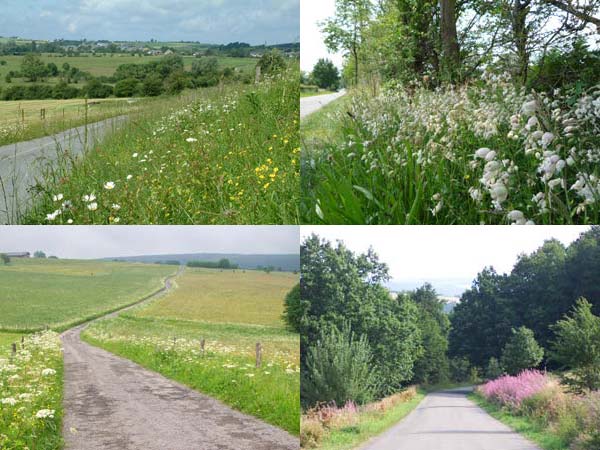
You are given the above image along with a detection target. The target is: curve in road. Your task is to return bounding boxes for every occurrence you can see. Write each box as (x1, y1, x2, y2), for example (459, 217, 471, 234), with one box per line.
(0, 115, 127, 224)
(61, 267, 298, 450)
(359, 387, 540, 450)
(300, 90, 346, 119)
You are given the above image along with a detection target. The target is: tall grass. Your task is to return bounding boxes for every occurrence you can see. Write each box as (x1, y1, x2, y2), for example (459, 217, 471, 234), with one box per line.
(20, 68, 299, 224)
(302, 76, 599, 224)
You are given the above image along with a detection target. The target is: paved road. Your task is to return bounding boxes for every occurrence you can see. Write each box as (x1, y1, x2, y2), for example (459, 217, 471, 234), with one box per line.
(359, 387, 540, 450)
(62, 267, 298, 450)
(300, 90, 346, 119)
(0, 116, 126, 224)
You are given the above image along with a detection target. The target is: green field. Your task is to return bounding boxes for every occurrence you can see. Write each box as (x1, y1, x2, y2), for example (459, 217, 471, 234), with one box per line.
(20, 67, 300, 225)
(0, 54, 257, 86)
(0, 258, 175, 331)
(83, 267, 301, 434)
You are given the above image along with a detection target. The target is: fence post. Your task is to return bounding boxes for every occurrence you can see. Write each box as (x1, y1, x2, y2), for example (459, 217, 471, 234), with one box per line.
(255, 65, 261, 84)
(11, 343, 16, 359)
(21, 336, 24, 349)
(255, 342, 262, 368)
(21, 109, 25, 125)
(200, 338, 205, 355)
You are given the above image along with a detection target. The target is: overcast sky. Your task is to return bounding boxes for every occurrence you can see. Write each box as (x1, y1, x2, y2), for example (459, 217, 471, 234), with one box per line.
(0, 226, 299, 259)
(301, 0, 343, 72)
(0, 0, 299, 45)
(302, 226, 590, 295)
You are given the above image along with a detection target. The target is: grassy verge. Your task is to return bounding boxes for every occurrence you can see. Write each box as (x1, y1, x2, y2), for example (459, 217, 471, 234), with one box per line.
(301, 90, 335, 98)
(82, 315, 300, 435)
(469, 392, 569, 450)
(0, 331, 64, 450)
(304, 389, 425, 450)
(20, 68, 299, 224)
(301, 94, 349, 145)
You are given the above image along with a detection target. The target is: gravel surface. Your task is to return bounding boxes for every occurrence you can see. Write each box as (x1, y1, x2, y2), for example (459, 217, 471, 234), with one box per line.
(61, 268, 299, 450)
(300, 90, 346, 119)
(0, 116, 126, 224)
(359, 387, 541, 450)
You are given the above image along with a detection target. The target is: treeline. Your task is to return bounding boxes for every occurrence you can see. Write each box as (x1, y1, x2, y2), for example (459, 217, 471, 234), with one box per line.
(449, 226, 600, 369)
(186, 259, 240, 269)
(0, 51, 288, 101)
(324, 0, 600, 91)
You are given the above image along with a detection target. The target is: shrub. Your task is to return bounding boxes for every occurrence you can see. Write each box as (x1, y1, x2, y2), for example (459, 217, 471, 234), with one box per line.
(300, 417, 324, 448)
(301, 323, 377, 407)
(572, 391, 600, 450)
(501, 327, 544, 375)
(258, 50, 286, 76)
(449, 357, 471, 382)
(479, 369, 549, 409)
(114, 78, 139, 97)
(282, 283, 303, 332)
(485, 357, 503, 380)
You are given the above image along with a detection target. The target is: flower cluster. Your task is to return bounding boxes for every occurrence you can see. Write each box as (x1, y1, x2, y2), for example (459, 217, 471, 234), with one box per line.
(478, 369, 549, 408)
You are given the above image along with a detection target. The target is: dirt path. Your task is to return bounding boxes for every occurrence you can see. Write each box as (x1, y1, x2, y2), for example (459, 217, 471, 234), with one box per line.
(359, 387, 540, 450)
(0, 115, 127, 224)
(61, 267, 299, 450)
(300, 90, 346, 119)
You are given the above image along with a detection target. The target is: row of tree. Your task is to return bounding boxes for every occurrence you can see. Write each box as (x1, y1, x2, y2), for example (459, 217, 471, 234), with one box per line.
(323, 0, 600, 88)
(293, 227, 600, 408)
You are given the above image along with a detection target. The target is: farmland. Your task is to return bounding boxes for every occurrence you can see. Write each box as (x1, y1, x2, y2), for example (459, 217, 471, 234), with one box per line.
(0, 54, 257, 87)
(20, 66, 300, 225)
(82, 267, 301, 435)
(0, 258, 176, 331)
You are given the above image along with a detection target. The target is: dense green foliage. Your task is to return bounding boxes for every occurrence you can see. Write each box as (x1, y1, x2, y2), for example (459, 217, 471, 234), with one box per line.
(449, 227, 600, 368)
(302, 323, 376, 406)
(550, 298, 600, 391)
(186, 259, 239, 269)
(282, 283, 303, 332)
(300, 235, 422, 405)
(311, 59, 341, 90)
(500, 327, 544, 375)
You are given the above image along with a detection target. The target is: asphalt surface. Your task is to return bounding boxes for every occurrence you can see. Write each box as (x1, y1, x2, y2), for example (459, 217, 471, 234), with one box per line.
(62, 267, 298, 450)
(300, 90, 346, 119)
(359, 387, 541, 450)
(0, 115, 127, 224)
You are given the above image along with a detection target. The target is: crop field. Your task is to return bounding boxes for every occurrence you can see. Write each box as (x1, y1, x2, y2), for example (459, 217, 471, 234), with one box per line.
(22, 67, 300, 225)
(82, 267, 301, 434)
(0, 54, 257, 86)
(0, 258, 175, 331)
(137, 268, 298, 327)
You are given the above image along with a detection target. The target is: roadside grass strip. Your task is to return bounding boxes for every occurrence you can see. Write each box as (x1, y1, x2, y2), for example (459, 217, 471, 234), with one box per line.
(82, 316, 300, 435)
(0, 331, 63, 450)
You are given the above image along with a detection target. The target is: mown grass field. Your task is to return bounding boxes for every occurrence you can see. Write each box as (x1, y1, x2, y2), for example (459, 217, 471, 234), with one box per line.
(0, 54, 257, 86)
(21, 67, 300, 225)
(136, 269, 298, 327)
(82, 267, 301, 435)
(0, 258, 175, 331)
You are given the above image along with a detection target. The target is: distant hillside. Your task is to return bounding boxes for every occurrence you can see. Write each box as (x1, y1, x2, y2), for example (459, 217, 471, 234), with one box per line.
(103, 253, 299, 272)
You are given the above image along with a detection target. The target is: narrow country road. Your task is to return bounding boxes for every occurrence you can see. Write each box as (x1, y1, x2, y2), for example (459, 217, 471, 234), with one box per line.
(300, 90, 346, 119)
(359, 387, 540, 450)
(0, 115, 127, 224)
(61, 267, 298, 450)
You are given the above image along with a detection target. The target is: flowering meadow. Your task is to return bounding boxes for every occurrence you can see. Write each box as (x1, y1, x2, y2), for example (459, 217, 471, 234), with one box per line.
(22, 68, 299, 225)
(476, 370, 600, 450)
(83, 316, 300, 435)
(0, 331, 63, 450)
(302, 77, 600, 224)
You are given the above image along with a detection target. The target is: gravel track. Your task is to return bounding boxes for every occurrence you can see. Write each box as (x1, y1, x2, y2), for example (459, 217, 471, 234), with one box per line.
(61, 267, 299, 450)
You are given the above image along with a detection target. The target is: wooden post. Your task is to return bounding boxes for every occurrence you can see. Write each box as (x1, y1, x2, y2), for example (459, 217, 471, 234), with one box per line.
(255, 65, 261, 84)
(255, 342, 262, 368)
(21, 109, 25, 125)
(21, 336, 24, 349)
(200, 338, 205, 355)
(11, 342, 16, 358)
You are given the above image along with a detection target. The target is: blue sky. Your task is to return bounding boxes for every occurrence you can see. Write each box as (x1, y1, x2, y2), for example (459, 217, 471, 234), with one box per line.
(0, 0, 299, 45)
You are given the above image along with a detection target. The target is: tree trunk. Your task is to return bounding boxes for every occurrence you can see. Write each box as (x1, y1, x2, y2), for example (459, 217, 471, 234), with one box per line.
(440, 0, 460, 80)
(512, 0, 531, 83)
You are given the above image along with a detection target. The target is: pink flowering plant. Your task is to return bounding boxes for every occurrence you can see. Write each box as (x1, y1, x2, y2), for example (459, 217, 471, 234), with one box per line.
(479, 369, 550, 409)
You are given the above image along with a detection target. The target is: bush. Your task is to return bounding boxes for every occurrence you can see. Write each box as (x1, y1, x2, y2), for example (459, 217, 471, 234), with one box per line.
(85, 79, 113, 98)
(572, 391, 600, 450)
(485, 357, 503, 380)
(501, 327, 544, 375)
(258, 50, 286, 76)
(141, 74, 164, 97)
(282, 283, 303, 332)
(300, 417, 324, 448)
(301, 323, 377, 407)
(114, 78, 139, 97)
(449, 357, 471, 382)
(479, 369, 549, 409)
